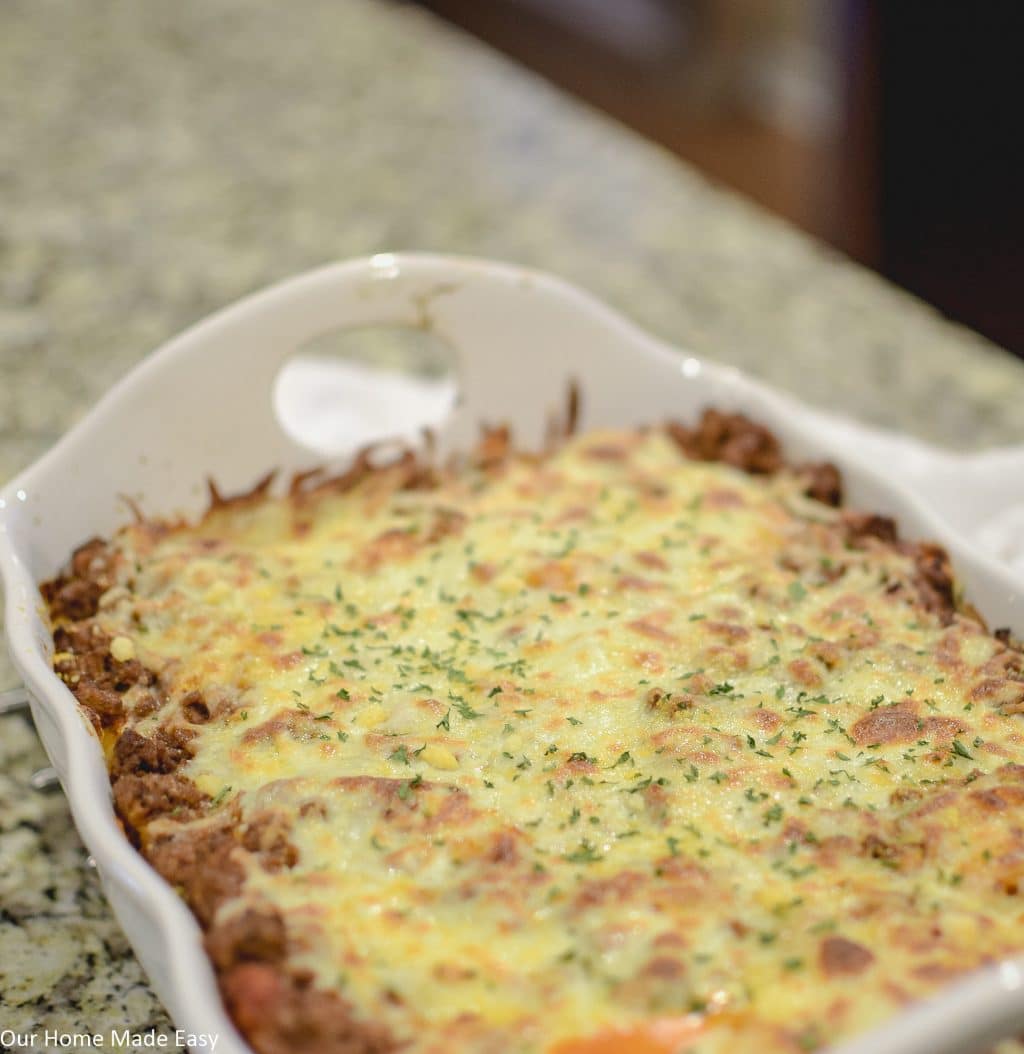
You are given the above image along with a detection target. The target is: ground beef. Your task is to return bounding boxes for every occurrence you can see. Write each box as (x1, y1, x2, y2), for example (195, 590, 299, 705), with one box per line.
(843, 512, 900, 546)
(147, 810, 298, 925)
(112, 773, 208, 839)
(147, 821, 245, 925)
(111, 727, 193, 779)
(73, 680, 127, 727)
(220, 964, 397, 1054)
(907, 541, 956, 624)
(42, 537, 113, 621)
(151, 826, 377, 1054)
(47, 578, 104, 621)
(667, 411, 842, 506)
(206, 906, 288, 971)
(667, 410, 783, 474)
(240, 812, 299, 871)
(799, 461, 843, 507)
(841, 512, 956, 624)
(107, 727, 202, 839)
(52, 621, 155, 730)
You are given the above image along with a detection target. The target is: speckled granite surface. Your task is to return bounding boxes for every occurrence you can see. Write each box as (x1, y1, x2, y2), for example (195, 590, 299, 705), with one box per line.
(3, 0, 1024, 1046)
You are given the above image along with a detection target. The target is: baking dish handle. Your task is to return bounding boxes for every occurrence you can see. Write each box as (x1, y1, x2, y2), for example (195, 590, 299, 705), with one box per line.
(8, 253, 707, 538)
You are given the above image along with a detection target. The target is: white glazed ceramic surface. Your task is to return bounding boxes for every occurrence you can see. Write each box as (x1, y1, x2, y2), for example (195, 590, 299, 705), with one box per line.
(2, 254, 1023, 1054)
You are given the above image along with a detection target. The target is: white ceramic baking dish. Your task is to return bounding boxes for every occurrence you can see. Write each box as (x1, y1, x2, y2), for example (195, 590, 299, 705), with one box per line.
(2, 253, 1024, 1054)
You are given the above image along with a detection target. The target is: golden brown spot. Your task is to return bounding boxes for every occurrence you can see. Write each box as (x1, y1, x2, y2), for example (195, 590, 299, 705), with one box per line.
(971, 785, 1024, 811)
(642, 956, 686, 980)
(487, 830, 522, 864)
(819, 936, 875, 977)
(912, 963, 961, 983)
(471, 562, 498, 584)
(635, 550, 669, 571)
(705, 488, 746, 509)
(936, 632, 964, 670)
(971, 677, 1010, 700)
(241, 713, 295, 744)
(526, 561, 575, 591)
(583, 443, 630, 461)
(633, 651, 666, 673)
(617, 575, 663, 592)
(705, 621, 750, 642)
(351, 528, 420, 572)
(922, 716, 967, 742)
(788, 659, 823, 688)
(752, 709, 782, 732)
(808, 640, 843, 670)
(627, 620, 677, 643)
(574, 871, 647, 909)
(852, 706, 920, 745)
(555, 505, 591, 524)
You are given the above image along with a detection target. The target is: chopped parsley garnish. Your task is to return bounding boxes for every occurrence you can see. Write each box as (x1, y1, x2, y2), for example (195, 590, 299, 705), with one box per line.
(453, 699, 483, 720)
(397, 774, 423, 801)
(564, 840, 603, 864)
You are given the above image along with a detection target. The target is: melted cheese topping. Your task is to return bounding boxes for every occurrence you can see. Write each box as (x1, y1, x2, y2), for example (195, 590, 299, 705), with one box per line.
(92, 429, 1024, 1054)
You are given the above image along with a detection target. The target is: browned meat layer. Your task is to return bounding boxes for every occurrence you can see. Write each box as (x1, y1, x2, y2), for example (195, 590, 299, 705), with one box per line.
(41, 537, 114, 621)
(667, 409, 785, 475)
(112, 727, 195, 777)
(667, 410, 959, 622)
(206, 906, 289, 971)
(799, 461, 842, 507)
(108, 727, 206, 842)
(843, 512, 899, 545)
(222, 964, 397, 1054)
(910, 542, 956, 623)
(148, 819, 246, 926)
(42, 538, 395, 1054)
(150, 812, 393, 1052)
(51, 614, 156, 730)
(667, 408, 843, 508)
(207, 905, 398, 1054)
(113, 773, 208, 841)
(841, 511, 957, 624)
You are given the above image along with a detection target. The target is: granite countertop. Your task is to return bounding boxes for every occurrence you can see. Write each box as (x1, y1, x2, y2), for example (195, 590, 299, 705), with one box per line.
(3, 0, 1024, 1047)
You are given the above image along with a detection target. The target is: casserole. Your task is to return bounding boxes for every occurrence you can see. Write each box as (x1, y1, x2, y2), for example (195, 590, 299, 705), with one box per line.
(2, 253, 1024, 1054)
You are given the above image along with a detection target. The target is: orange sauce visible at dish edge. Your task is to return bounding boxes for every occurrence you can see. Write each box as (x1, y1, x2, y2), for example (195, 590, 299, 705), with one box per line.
(549, 1015, 710, 1054)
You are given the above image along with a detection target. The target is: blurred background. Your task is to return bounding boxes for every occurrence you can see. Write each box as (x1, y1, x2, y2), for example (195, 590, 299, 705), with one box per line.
(3, 0, 1024, 484)
(413, 0, 1024, 356)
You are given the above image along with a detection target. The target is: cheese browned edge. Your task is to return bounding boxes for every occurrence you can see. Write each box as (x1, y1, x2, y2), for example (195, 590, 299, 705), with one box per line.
(40, 409, 1024, 1054)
